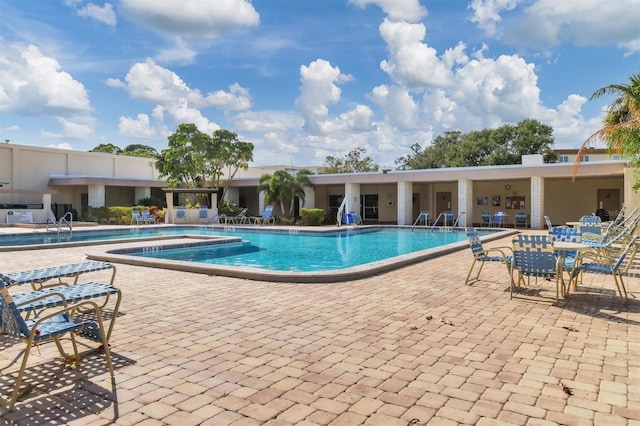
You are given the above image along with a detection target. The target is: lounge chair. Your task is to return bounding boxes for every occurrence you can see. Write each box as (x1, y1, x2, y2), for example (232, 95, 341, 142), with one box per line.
(510, 234, 561, 303)
(250, 206, 275, 224)
(131, 211, 142, 225)
(0, 280, 117, 413)
(141, 211, 155, 224)
(175, 208, 186, 224)
(0, 260, 116, 290)
(225, 208, 248, 224)
(464, 227, 512, 285)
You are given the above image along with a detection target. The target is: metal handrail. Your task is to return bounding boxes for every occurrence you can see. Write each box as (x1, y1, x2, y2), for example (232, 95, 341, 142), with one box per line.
(411, 212, 430, 231)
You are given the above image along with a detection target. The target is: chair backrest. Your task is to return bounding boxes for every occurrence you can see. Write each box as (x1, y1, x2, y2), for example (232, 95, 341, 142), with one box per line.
(0, 282, 30, 338)
(544, 215, 553, 229)
(515, 212, 527, 223)
(199, 207, 208, 219)
(421, 211, 430, 221)
(465, 227, 484, 257)
(261, 206, 273, 218)
(548, 226, 581, 243)
(176, 208, 185, 219)
(132, 211, 141, 219)
(579, 214, 601, 224)
(444, 211, 453, 222)
(481, 211, 491, 222)
(512, 234, 556, 276)
(491, 211, 504, 223)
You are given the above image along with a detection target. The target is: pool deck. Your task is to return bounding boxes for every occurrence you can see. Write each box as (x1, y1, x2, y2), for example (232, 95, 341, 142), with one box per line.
(0, 225, 638, 425)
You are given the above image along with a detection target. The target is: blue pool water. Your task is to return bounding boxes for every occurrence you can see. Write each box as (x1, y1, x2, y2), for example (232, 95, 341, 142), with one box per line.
(124, 227, 473, 272)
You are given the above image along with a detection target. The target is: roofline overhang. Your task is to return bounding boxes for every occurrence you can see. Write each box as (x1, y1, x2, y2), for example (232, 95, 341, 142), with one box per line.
(48, 175, 166, 187)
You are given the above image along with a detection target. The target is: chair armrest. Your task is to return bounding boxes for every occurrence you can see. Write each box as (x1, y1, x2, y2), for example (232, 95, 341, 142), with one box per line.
(15, 291, 68, 311)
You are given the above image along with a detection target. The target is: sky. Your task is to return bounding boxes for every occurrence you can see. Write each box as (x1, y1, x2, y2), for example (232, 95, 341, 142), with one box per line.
(0, 0, 639, 168)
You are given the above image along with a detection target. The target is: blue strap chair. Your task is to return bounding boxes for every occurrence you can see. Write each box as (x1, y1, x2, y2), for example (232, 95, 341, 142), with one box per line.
(569, 238, 637, 303)
(250, 206, 275, 224)
(174, 207, 186, 223)
(510, 234, 561, 303)
(489, 211, 505, 227)
(480, 211, 491, 227)
(141, 211, 156, 224)
(544, 215, 553, 230)
(130, 211, 141, 225)
(514, 211, 528, 228)
(0, 281, 117, 413)
(464, 227, 512, 285)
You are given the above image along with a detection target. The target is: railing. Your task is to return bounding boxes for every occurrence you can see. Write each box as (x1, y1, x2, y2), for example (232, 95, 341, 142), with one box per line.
(429, 212, 465, 232)
(411, 212, 430, 231)
(336, 196, 348, 226)
(46, 212, 73, 238)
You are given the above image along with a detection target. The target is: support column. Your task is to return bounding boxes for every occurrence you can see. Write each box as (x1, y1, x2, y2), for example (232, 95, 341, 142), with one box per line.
(134, 187, 151, 205)
(303, 187, 315, 210)
(531, 176, 544, 229)
(397, 181, 413, 225)
(258, 190, 265, 214)
(458, 178, 473, 227)
(344, 183, 361, 215)
(88, 184, 105, 208)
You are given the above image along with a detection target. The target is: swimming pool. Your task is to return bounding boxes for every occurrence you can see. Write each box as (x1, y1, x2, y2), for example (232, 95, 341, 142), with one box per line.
(84, 226, 514, 283)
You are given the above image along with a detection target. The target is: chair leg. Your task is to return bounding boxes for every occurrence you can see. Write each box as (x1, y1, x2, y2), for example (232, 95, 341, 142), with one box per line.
(4, 340, 34, 411)
(464, 259, 480, 285)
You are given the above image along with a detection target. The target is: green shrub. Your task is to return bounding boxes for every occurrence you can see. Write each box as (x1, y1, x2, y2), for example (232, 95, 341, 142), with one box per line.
(300, 208, 324, 226)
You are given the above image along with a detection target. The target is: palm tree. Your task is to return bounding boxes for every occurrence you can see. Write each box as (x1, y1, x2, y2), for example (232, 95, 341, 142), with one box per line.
(573, 70, 640, 189)
(257, 169, 314, 219)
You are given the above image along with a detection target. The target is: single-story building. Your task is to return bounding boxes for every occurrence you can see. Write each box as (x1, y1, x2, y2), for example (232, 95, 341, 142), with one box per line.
(1, 143, 638, 229)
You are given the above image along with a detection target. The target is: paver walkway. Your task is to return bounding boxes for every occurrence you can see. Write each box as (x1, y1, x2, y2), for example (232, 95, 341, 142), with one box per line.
(0, 231, 638, 425)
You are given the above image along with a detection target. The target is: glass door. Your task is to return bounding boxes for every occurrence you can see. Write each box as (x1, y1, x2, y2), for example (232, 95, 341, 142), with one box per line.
(361, 194, 378, 221)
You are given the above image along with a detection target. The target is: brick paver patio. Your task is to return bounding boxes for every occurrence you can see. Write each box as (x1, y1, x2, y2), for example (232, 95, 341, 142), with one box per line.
(0, 229, 638, 425)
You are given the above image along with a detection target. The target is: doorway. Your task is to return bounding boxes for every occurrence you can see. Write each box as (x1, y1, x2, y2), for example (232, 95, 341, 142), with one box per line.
(436, 191, 452, 224)
(361, 194, 379, 221)
(597, 188, 620, 219)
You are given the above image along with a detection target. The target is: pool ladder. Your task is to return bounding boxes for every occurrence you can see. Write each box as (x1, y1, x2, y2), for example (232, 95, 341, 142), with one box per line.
(46, 212, 73, 238)
(429, 212, 465, 232)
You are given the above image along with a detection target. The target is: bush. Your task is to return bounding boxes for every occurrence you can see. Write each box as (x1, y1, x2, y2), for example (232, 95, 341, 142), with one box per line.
(300, 208, 324, 226)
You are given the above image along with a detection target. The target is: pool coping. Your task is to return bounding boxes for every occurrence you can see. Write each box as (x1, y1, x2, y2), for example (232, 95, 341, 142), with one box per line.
(85, 226, 519, 283)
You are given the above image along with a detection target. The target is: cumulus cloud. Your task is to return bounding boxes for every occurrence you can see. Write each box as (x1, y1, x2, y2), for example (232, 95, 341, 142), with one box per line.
(370, 84, 420, 130)
(379, 19, 453, 89)
(77, 3, 117, 26)
(470, 0, 640, 54)
(294, 59, 354, 134)
(121, 0, 259, 38)
(348, 0, 427, 22)
(114, 59, 254, 138)
(155, 37, 197, 64)
(0, 41, 96, 141)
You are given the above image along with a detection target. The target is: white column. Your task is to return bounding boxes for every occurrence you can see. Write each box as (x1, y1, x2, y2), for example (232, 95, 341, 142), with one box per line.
(134, 187, 151, 205)
(531, 176, 544, 229)
(258, 190, 265, 214)
(303, 187, 315, 209)
(397, 181, 413, 225)
(88, 184, 105, 207)
(345, 183, 361, 214)
(458, 178, 473, 227)
(165, 191, 174, 224)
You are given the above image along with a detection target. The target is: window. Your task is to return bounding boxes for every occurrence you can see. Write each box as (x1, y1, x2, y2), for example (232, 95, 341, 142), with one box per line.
(580, 155, 590, 162)
(558, 155, 569, 163)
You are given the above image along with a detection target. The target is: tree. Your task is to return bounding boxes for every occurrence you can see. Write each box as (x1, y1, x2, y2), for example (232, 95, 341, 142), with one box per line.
(395, 120, 556, 170)
(257, 169, 314, 218)
(156, 124, 254, 207)
(322, 148, 379, 173)
(123, 144, 160, 158)
(90, 143, 122, 155)
(573, 70, 640, 190)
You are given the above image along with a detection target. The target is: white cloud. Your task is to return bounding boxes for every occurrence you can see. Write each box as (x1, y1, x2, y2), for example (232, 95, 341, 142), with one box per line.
(370, 85, 419, 130)
(379, 19, 453, 89)
(122, 0, 259, 38)
(470, 0, 640, 54)
(468, 0, 520, 36)
(77, 3, 117, 26)
(155, 37, 198, 64)
(119, 113, 158, 139)
(231, 110, 303, 134)
(0, 41, 96, 141)
(47, 142, 74, 150)
(104, 78, 125, 88)
(348, 0, 427, 22)
(295, 59, 352, 134)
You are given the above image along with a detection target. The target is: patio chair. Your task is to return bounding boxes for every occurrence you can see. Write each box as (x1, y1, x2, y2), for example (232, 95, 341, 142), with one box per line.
(0, 281, 117, 413)
(0, 260, 116, 290)
(489, 211, 505, 227)
(579, 214, 601, 225)
(548, 226, 581, 281)
(569, 237, 637, 303)
(480, 211, 491, 227)
(198, 207, 208, 223)
(250, 206, 275, 224)
(130, 211, 142, 225)
(464, 227, 512, 285)
(141, 211, 156, 224)
(510, 234, 561, 303)
(544, 215, 553, 230)
(226, 208, 248, 224)
(514, 211, 528, 228)
(175, 208, 186, 224)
